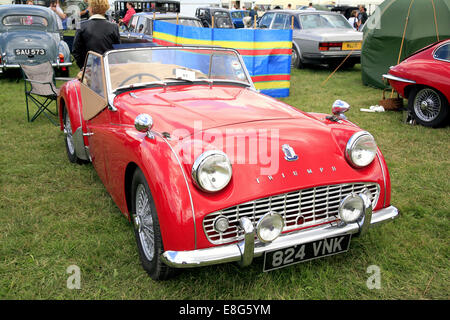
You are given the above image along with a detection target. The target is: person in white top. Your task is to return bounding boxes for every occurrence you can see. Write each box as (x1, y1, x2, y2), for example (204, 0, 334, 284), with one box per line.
(306, 2, 316, 11)
(49, 0, 67, 30)
(348, 10, 358, 30)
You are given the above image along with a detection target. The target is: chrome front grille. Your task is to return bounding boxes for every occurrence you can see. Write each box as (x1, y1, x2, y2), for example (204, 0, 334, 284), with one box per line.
(203, 182, 380, 245)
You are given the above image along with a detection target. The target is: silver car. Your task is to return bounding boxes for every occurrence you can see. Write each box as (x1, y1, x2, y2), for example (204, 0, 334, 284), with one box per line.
(258, 10, 362, 69)
(0, 5, 72, 75)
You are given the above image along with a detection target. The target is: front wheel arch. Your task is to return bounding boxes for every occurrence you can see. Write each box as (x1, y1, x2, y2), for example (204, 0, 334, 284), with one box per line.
(124, 162, 139, 221)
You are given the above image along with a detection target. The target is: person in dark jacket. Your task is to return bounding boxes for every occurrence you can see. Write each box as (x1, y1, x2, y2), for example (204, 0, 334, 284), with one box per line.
(72, 0, 120, 68)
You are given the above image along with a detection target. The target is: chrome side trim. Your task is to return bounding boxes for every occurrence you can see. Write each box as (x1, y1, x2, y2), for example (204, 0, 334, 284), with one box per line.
(376, 153, 387, 207)
(161, 205, 399, 268)
(382, 74, 416, 84)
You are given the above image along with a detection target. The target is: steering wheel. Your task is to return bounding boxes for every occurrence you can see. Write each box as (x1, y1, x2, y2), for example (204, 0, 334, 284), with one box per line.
(118, 21, 129, 32)
(118, 73, 162, 87)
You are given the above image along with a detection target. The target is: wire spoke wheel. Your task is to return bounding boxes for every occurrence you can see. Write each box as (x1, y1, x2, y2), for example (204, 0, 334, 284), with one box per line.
(135, 184, 155, 261)
(64, 111, 75, 155)
(131, 169, 176, 280)
(413, 88, 441, 122)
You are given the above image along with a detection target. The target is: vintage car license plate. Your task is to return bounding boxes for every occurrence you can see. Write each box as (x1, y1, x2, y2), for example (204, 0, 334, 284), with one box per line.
(14, 48, 46, 56)
(342, 42, 362, 50)
(263, 234, 352, 272)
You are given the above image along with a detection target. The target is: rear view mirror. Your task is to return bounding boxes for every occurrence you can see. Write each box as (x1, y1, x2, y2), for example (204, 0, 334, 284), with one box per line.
(332, 100, 350, 120)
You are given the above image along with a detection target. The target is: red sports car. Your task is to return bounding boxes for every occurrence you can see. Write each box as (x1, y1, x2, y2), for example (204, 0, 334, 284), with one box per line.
(58, 46, 399, 280)
(383, 39, 450, 127)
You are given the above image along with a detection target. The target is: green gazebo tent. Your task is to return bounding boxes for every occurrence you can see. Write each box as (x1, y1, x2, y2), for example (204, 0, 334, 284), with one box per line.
(361, 0, 450, 89)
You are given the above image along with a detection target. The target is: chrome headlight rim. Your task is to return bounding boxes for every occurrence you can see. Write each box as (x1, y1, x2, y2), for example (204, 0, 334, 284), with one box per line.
(338, 193, 365, 224)
(192, 150, 232, 193)
(213, 215, 230, 233)
(256, 211, 285, 243)
(345, 131, 377, 168)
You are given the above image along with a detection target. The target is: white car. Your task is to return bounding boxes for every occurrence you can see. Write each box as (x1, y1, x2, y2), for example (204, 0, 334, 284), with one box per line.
(258, 10, 362, 69)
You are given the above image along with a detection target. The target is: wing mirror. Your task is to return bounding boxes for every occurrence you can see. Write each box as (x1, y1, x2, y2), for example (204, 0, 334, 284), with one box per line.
(331, 100, 350, 120)
(135, 113, 154, 139)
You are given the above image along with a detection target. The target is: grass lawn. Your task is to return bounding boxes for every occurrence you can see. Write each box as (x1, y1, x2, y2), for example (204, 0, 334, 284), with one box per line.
(0, 63, 448, 300)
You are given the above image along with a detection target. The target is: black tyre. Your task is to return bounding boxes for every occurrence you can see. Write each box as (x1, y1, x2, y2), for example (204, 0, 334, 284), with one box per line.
(291, 46, 303, 69)
(342, 60, 356, 69)
(131, 168, 176, 280)
(63, 107, 82, 164)
(408, 86, 449, 128)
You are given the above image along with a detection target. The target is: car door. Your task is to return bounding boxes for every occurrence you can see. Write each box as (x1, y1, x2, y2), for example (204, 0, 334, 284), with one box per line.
(80, 52, 110, 186)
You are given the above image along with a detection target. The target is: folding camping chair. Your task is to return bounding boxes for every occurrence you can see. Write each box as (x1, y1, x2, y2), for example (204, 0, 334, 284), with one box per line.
(20, 61, 63, 126)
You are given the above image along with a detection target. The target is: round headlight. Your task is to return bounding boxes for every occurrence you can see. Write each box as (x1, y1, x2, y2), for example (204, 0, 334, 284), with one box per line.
(192, 151, 232, 192)
(256, 211, 284, 243)
(338, 193, 365, 223)
(213, 215, 230, 233)
(345, 131, 377, 168)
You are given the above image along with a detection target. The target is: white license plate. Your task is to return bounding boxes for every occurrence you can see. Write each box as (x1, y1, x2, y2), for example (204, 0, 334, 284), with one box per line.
(263, 234, 352, 272)
(14, 48, 46, 56)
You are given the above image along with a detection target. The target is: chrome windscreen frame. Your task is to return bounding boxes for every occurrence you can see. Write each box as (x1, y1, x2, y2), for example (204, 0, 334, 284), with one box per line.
(102, 46, 256, 107)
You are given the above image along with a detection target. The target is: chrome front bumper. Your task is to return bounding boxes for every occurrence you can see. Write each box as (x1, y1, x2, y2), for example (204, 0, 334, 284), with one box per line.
(0, 62, 72, 73)
(161, 205, 399, 268)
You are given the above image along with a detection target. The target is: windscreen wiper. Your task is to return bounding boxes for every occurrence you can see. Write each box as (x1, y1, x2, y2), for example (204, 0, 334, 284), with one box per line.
(113, 81, 167, 94)
(163, 77, 196, 83)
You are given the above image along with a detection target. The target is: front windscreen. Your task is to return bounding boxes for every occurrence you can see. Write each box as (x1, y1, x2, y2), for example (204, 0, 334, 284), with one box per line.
(2, 15, 48, 27)
(299, 13, 352, 29)
(106, 48, 250, 92)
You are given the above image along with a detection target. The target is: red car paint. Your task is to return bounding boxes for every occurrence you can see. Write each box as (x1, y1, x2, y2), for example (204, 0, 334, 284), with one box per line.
(58, 82, 392, 252)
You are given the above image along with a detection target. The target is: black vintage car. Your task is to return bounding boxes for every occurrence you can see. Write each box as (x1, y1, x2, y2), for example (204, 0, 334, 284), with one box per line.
(119, 12, 203, 44)
(195, 7, 234, 28)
